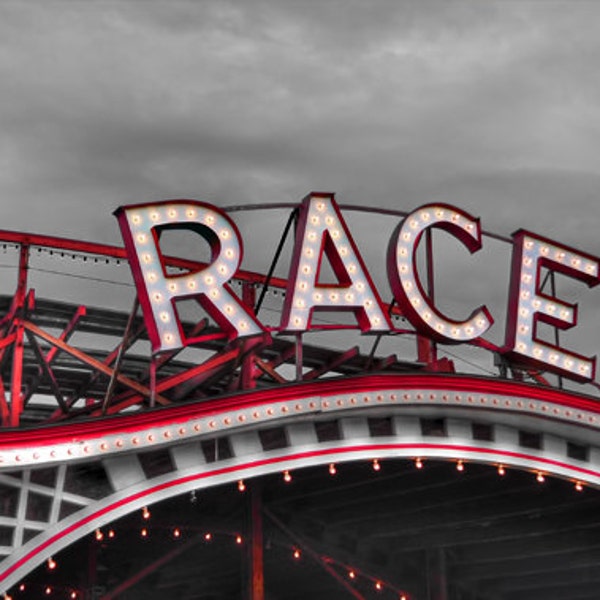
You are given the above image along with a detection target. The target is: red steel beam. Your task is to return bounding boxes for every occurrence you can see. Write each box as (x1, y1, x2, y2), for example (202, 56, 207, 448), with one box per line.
(99, 534, 205, 600)
(9, 245, 30, 426)
(21, 321, 170, 406)
(24, 305, 87, 405)
(265, 509, 365, 600)
(302, 346, 360, 381)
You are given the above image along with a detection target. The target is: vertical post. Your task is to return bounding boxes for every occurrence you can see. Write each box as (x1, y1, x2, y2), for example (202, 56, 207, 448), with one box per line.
(9, 325, 25, 427)
(87, 536, 98, 600)
(102, 298, 139, 414)
(295, 333, 303, 381)
(0, 383, 9, 427)
(549, 271, 563, 389)
(10, 244, 30, 427)
(149, 355, 157, 409)
(425, 227, 435, 303)
(241, 282, 257, 390)
(248, 483, 264, 600)
(417, 229, 437, 365)
(428, 547, 448, 600)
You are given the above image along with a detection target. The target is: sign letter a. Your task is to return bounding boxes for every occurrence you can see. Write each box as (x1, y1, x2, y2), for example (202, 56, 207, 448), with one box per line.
(280, 193, 391, 333)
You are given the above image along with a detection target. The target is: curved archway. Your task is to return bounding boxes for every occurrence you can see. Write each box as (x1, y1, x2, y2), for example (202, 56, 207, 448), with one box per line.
(2, 374, 600, 593)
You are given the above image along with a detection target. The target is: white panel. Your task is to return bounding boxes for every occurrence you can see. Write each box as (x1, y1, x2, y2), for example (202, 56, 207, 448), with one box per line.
(102, 455, 145, 491)
(286, 423, 318, 447)
(340, 417, 370, 440)
(392, 415, 421, 438)
(229, 431, 263, 456)
(588, 446, 600, 470)
(170, 442, 205, 471)
(446, 419, 471, 443)
(494, 425, 519, 448)
(543, 434, 567, 459)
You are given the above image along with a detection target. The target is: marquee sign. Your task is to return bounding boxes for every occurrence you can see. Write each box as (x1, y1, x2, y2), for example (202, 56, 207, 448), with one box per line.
(115, 192, 600, 384)
(2, 194, 600, 598)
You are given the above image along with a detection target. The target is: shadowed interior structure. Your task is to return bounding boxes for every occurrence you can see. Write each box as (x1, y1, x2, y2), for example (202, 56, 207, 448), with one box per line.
(13, 460, 600, 600)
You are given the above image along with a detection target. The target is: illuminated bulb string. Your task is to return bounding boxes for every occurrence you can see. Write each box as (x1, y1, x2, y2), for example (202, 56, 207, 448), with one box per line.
(0, 263, 135, 288)
(7, 459, 589, 599)
(33, 246, 124, 266)
(10, 521, 411, 600)
(3, 584, 80, 599)
(319, 556, 409, 598)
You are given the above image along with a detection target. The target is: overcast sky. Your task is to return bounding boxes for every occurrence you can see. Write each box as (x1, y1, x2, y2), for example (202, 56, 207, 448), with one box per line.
(2, 0, 600, 379)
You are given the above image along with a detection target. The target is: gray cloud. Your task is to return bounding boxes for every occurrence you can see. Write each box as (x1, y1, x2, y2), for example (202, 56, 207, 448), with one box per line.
(2, 2, 598, 224)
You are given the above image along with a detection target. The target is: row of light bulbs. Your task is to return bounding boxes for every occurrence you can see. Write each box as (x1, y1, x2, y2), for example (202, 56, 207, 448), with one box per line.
(7, 458, 589, 600)
(104, 514, 410, 599)
(232, 457, 588, 492)
(18, 526, 405, 600)
(4, 581, 78, 600)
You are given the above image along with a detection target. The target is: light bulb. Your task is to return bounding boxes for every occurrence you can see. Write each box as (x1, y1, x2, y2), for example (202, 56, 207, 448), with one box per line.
(283, 470, 292, 483)
(329, 463, 337, 475)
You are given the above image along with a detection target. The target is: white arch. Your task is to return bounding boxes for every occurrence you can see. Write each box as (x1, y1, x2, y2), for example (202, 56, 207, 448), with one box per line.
(2, 374, 600, 592)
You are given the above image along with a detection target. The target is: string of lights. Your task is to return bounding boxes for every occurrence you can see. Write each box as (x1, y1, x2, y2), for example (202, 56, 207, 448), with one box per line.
(33, 247, 124, 266)
(4, 456, 592, 600)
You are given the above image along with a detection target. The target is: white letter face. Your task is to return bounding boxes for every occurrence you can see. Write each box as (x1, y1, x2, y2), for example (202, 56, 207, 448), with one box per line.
(504, 231, 600, 382)
(280, 193, 391, 333)
(116, 200, 264, 353)
(387, 203, 493, 343)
